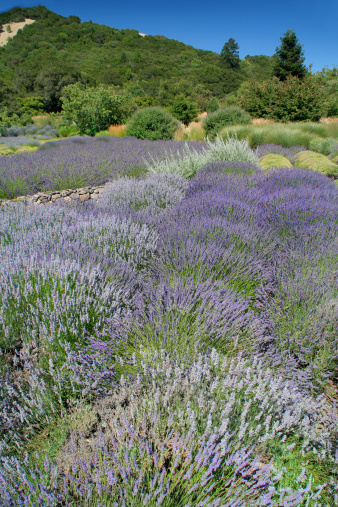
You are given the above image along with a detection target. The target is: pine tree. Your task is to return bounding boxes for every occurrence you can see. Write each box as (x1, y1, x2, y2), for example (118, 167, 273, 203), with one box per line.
(274, 29, 306, 81)
(220, 38, 240, 70)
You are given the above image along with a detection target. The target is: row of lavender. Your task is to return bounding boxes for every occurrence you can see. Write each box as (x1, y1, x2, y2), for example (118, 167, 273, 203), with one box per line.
(0, 136, 206, 199)
(0, 152, 337, 504)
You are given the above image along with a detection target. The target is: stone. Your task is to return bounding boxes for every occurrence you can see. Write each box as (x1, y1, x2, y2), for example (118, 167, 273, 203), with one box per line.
(80, 193, 90, 201)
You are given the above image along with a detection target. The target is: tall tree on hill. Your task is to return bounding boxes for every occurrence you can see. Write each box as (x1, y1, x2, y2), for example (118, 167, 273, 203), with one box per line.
(274, 29, 307, 81)
(220, 38, 240, 70)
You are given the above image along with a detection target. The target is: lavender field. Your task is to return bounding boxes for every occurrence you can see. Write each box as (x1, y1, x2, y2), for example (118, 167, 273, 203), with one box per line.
(0, 137, 337, 506)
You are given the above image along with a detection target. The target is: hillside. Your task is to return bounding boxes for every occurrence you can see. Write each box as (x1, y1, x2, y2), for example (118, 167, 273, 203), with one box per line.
(0, 5, 275, 112)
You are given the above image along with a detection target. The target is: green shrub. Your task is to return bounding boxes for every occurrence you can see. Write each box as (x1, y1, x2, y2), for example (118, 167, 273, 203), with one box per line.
(259, 154, 293, 169)
(203, 106, 251, 137)
(0, 108, 21, 135)
(294, 150, 338, 177)
(95, 130, 111, 137)
(61, 83, 136, 136)
(206, 97, 220, 112)
(126, 107, 180, 140)
(170, 94, 198, 126)
(240, 76, 324, 122)
(18, 96, 45, 117)
(134, 96, 157, 108)
(58, 124, 80, 138)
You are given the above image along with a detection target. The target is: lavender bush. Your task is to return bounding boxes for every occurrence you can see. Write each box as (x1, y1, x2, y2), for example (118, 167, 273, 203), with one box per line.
(97, 173, 189, 214)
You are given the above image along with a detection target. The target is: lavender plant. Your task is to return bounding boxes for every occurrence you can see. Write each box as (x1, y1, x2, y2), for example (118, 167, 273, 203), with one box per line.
(97, 173, 189, 214)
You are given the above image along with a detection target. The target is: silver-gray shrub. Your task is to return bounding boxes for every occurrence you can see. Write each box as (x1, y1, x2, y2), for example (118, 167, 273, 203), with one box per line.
(97, 173, 189, 214)
(145, 134, 259, 178)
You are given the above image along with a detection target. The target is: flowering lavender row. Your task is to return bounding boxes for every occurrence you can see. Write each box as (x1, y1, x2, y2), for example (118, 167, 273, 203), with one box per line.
(1, 160, 337, 504)
(0, 136, 206, 198)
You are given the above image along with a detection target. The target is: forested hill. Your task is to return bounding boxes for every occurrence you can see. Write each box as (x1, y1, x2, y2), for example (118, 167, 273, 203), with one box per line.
(0, 5, 275, 112)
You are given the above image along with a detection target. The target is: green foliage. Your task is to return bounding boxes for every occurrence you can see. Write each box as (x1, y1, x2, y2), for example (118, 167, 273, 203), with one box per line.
(316, 68, 338, 117)
(0, 107, 20, 135)
(220, 38, 240, 70)
(170, 94, 198, 125)
(57, 124, 80, 138)
(126, 83, 146, 98)
(206, 97, 219, 112)
(61, 83, 136, 136)
(6, 25, 11, 33)
(18, 96, 45, 117)
(274, 29, 307, 81)
(240, 76, 324, 122)
(241, 55, 276, 81)
(203, 106, 251, 137)
(126, 106, 179, 140)
(134, 95, 157, 108)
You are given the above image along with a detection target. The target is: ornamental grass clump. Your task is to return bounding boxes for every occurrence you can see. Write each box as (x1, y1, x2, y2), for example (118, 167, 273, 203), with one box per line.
(258, 154, 293, 170)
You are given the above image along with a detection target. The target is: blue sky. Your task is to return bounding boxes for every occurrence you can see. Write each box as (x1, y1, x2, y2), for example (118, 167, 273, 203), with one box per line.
(1, 0, 337, 72)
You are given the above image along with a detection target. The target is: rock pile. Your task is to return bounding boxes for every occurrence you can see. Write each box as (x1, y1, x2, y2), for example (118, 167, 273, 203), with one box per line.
(28, 186, 105, 205)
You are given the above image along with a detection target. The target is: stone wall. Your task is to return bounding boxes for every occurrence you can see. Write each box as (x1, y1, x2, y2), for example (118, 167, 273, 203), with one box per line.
(28, 186, 104, 205)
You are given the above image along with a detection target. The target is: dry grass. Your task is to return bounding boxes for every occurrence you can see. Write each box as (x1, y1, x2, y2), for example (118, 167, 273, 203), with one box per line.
(320, 117, 338, 124)
(197, 111, 207, 120)
(252, 118, 275, 125)
(174, 121, 205, 141)
(109, 124, 127, 136)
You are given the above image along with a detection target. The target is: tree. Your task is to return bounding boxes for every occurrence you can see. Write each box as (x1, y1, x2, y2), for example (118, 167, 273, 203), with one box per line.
(170, 94, 198, 125)
(18, 96, 45, 116)
(274, 29, 306, 81)
(220, 38, 240, 70)
(239, 76, 323, 122)
(61, 83, 136, 135)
